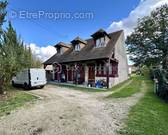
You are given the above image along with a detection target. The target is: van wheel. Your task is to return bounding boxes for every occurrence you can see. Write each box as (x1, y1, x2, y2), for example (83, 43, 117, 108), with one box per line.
(40, 85, 44, 89)
(12, 81, 16, 87)
(24, 83, 29, 90)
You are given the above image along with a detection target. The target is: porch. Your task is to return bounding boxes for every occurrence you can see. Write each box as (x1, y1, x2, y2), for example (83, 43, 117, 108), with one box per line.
(45, 58, 118, 89)
(48, 81, 107, 91)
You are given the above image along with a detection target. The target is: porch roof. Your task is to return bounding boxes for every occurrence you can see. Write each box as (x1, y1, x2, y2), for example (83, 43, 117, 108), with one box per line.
(44, 30, 123, 65)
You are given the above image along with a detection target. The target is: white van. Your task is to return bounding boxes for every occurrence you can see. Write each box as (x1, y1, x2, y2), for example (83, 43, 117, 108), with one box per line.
(12, 68, 47, 89)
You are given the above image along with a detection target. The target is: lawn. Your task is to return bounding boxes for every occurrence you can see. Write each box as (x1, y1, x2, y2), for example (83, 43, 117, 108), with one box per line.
(119, 78, 168, 135)
(0, 87, 38, 117)
(108, 76, 142, 98)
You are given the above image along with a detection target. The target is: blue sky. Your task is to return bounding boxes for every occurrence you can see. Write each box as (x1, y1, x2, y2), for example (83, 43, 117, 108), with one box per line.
(7, 0, 140, 45)
(5, 0, 168, 61)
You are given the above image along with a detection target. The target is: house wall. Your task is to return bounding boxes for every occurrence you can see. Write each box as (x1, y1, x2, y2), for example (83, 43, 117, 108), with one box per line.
(79, 42, 86, 50)
(63, 47, 69, 53)
(105, 35, 110, 45)
(48, 31, 128, 89)
(84, 65, 88, 84)
(56, 46, 69, 54)
(93, 32, 128, 88)
(112, 31, 129, 87)
(46, 71, 53, 81)
(95, 76, 115, 88)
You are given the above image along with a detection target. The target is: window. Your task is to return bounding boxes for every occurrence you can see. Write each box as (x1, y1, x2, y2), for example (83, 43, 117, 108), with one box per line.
(96, 37, 106, 48)
(96, 63, 105, 76)
(57, 47, 63, 54)
(60, 48, 63, 54)
(96, 39, 101, 47)
(75, 44, 80, 51)
(96, 62, 116, 77)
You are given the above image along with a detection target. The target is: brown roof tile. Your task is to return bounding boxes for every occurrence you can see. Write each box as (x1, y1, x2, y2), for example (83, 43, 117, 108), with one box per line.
(44, 30, 123, 65)
(71, 36, 87, 45)
(54, 42, 70, 48)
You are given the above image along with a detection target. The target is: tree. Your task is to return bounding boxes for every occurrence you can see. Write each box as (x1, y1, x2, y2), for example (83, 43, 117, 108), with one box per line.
(0, 21, 42, 93)
(0, 0, 7, 94)
(0, 1, 42, 94)
(0, 0, 7, 32)
(126, 4, 168, 70)
(0, 21, 23, 89)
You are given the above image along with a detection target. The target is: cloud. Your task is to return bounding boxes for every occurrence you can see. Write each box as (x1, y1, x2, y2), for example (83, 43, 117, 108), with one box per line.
(29, 43, 56, 62)
(107, 0, 168, 36)
(28, 0, 168, 63)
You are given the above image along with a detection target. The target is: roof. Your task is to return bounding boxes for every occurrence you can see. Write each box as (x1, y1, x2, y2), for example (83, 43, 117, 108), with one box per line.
(44, 30, 123, 65)
(45, 65, 53, 71)
(71, 36, 87, 45)
(91, 28, 110, 39)
(54, 42, 70, 48)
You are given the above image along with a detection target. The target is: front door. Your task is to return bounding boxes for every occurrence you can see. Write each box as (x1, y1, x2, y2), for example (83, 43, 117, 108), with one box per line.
(88, 64, 95, 84)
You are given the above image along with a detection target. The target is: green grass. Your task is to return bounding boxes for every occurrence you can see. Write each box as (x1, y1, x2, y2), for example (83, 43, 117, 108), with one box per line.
(0, 89, 38, 117)
(108, 76, 142, 98)
(51, 78, 131, 93)
(119, 78, 168, 135)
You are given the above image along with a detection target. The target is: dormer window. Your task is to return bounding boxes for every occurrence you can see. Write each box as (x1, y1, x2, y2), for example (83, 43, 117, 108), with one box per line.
(71, 37, 87, 52)
(74, 44, 80, 51)
(54, 42, 70, 55)
(96, 37, 106, 48)
(91, 29, 110, 48)
(57, 47, 63, 54)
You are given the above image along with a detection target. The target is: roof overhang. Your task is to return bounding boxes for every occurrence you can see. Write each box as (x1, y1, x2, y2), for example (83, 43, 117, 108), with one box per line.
(54, 42, 70, 48)
(45, 65, 53, 71)
(71, 37, 87, 45)
(91, 29, 110, 39)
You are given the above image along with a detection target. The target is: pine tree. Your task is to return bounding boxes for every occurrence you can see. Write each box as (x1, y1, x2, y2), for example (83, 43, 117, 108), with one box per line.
(0, 0, 7, 94)
(1, 21, 21, 88)
(0, 2, 42, 94)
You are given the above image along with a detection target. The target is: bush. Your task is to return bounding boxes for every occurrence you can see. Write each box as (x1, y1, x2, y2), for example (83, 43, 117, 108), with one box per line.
(153, 68, 168, 100)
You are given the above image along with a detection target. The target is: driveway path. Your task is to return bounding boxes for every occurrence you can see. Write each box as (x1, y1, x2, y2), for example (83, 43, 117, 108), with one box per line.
(0, 82, 145, 135)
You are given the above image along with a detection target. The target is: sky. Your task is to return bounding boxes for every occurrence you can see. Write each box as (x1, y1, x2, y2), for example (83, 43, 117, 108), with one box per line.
(5, 0, 168, 62)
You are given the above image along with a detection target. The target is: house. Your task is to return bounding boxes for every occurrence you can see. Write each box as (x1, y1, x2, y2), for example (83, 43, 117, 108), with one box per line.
(128, 65, 137, 75)
(43, 29, 129, 88)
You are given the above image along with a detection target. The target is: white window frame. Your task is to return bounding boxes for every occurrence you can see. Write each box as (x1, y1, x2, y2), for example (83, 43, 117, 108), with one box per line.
(96, 37, 106, 48)
(60, 47, 63, 54)
(75, 44, 80, 51)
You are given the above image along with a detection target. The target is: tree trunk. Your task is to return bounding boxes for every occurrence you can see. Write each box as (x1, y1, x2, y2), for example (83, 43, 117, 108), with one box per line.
(162, 55, 168, 70)
(0, 76, 4, 94)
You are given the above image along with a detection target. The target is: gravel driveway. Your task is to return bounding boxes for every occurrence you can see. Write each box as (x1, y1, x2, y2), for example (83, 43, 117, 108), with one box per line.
(0, 83, 145, 135)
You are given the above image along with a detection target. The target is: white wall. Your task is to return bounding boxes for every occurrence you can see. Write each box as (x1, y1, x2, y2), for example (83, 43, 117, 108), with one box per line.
(113, 31, 129, 86)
